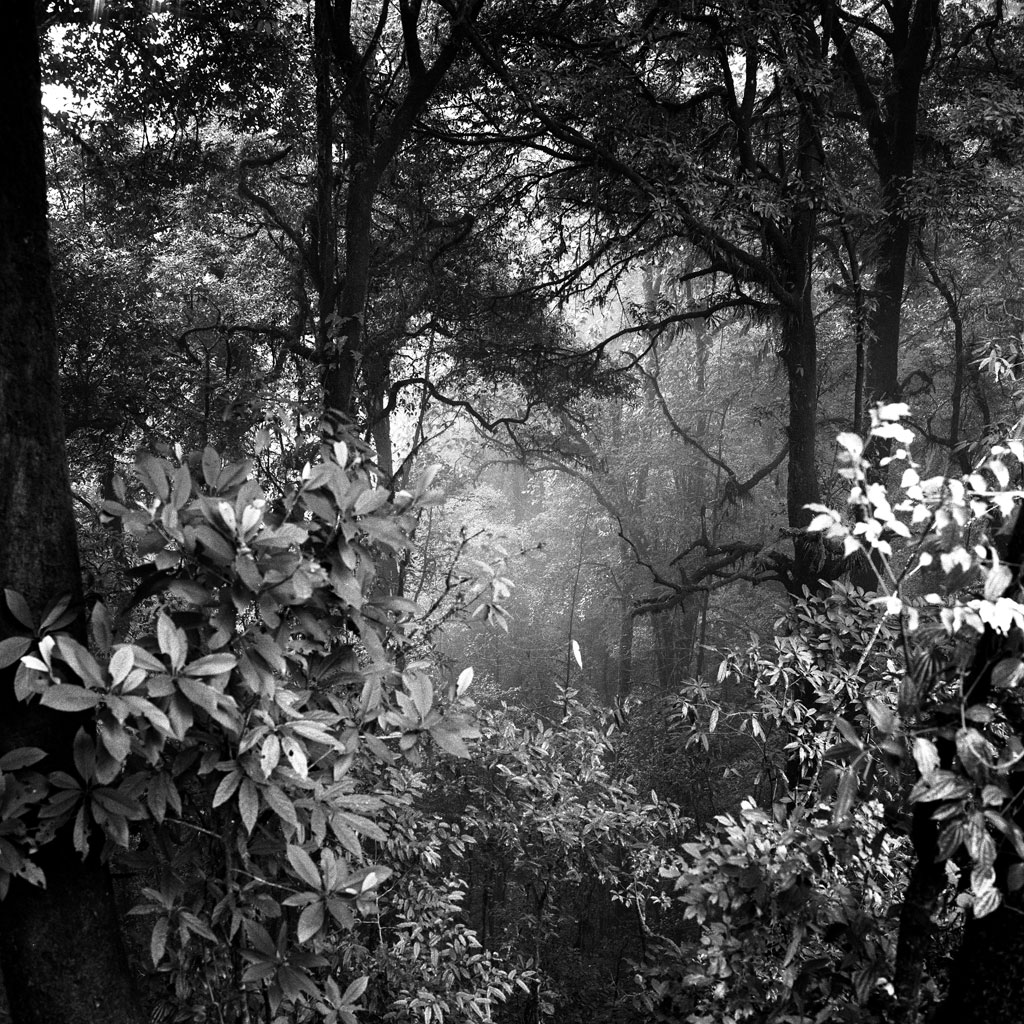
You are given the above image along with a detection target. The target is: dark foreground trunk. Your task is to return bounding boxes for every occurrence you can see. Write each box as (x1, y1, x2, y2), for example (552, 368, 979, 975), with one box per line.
(0, 7, 143, 1023)
(935, 900, 1024, 1024)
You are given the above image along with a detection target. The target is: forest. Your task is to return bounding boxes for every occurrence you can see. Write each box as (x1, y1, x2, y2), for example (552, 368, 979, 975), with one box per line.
(6, 0, 1024, 1022)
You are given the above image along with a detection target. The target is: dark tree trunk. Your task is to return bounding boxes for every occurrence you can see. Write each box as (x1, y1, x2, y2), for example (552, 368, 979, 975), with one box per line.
(927, 509, 1024, 1020)
(0, 8, 143, 1022)
(781, 292, 821, 593)
(826, 0, 940, 412)
(936, 897, 1024, 1024)
(892, 802, 947, 1015)
(617, 599, 633, 700)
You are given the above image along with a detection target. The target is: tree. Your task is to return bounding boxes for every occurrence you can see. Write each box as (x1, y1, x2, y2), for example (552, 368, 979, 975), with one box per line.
(0, 5, 144, 1021)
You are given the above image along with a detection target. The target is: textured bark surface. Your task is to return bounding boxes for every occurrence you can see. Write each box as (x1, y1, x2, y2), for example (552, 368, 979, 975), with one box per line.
(930, 508, 1024, 1019)
(0, 7, 144, 1022)
(935, 899, 1024, 1024)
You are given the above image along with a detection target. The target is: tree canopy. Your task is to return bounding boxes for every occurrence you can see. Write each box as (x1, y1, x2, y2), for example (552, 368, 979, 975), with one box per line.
(5, 1, 1024, 1022)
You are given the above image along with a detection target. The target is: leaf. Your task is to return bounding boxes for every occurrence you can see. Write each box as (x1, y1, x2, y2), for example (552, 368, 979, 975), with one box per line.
(974, 887, 1002, 918)
(183, 653, 237, 677)
(957, 727, 995, 781)
(178, 676, 220, 715)
(150, 917, 169, 966)
(287, 845, 321, 890)
(90, 602, 113, 653)
(40, 594, 75, 633)
(1009, 864, 1024, 892)
(4, 590, 35, 629)
(156, 614, 187, 671)
(92, 786, 144, 818)
(108, 646, 134, 687)
(430, 726, 471, 758)
(866, 698, 897, 736)
(281, 736, 308, 778)
(0, 636, 31, 670)
(296, 901, 325, 943)
(167, 580, 211, 606)
(354, 487, 388, 516)
(202, 446, 221, 489)
(456, 666, 474, 696)
(937, 822, 963, 860)
(986, 564, 1014, 601)
(406, 674, 433, 720)
(833, 768, 857, 822)
(912, 737, 940, 777)
(260, 734, 282, 777)
(570, 638, 583, 669)
(212, 771, 243, 808)
(835, 718, 863, 749)
(40, 685, 101, 712)
(136, 454, 170, 501)
(0, 747, 46, 771)
(836, 433, 864, 459)
(238, 778, 259, 834)
(992, 658, 1024, 690)
(339, 976, 369, 1006)
(53, 635, 105, 688)
(265, 785, 298, 828)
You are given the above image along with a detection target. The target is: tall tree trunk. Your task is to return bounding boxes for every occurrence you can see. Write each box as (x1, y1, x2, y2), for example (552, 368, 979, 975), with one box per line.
(0, 7, 143, 1023)
(927, 508, 1024, 1020)
(312, 0, 349, 420)
(826, 0, 940, 412)
(781, 294, 821, 592)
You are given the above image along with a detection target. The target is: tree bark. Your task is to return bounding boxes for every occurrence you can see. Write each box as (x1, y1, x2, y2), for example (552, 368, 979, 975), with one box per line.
(0, 7, 143, 1022)
(929, 508, 1024, 1020)
(780, 284, 821, 592)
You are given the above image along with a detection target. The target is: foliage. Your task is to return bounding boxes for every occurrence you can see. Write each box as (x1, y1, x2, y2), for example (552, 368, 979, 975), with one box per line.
(435, 692, 686, 1022)
(807, 404, 1024, 918)
(0, 432, 493, 1022)
(625, 576, 907, 1023)
(636, 799, 902, 1024)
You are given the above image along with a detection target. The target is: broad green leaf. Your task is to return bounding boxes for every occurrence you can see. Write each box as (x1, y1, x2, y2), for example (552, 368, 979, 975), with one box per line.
(835, 718, 862, 749)
(992, 658, 1024, 690)
(912, 737, 940, 776)
(108, 646, 134, 687)
(339, 976, 368, 1006)
(287, 845, 321, 890)
(212, 770, 243, 808)
(0, 636, 31, 670)
(157, 614, 187, 671)
(183, 653, 237, 677)
(974, 887, 1002, 918)
(40, 594, 74, 633)
(0, 747, 46, 771)
(238, 778, 259, 834)
(406, 674, 433, 720)
(265, 785, 298, 828)
(201, 446, 221, 489)
(4, 590, 34, 630)
(430, 726, 471, 759)
(296, 901, 325, 943)
(260, 734, 282, 776)
(354, 487, 388, 516)
(53, 635, 105, 688)
(832, 768, 857, 822)
(150, 917, 169, 966)
(282, 736, 308, 777)
(40, 685, 101, 712)
(866, 698, 897, 736)
(456, 666, 474, 696)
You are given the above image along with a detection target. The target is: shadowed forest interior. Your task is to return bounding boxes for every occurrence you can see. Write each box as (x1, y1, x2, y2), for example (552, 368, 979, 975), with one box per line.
(8, 2, 1024, 1023)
